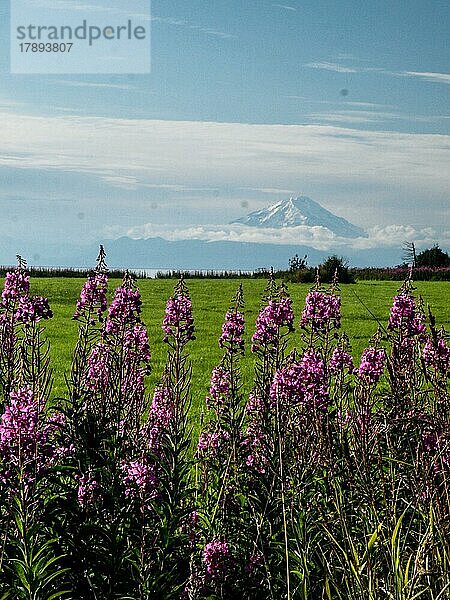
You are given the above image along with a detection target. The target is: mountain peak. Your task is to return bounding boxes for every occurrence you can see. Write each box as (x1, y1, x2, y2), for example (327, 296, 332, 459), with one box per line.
(232, 196, 367, 238)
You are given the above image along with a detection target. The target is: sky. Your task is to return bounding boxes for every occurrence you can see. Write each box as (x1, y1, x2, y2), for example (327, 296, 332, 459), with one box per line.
(0, 0, 449, 264)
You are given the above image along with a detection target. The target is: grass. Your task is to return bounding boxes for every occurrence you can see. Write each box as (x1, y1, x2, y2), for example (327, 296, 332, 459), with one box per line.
(24, 277, 450, 423)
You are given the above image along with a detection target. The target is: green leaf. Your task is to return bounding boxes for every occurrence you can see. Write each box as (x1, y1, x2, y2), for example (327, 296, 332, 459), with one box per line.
(368, 524, 381, 551)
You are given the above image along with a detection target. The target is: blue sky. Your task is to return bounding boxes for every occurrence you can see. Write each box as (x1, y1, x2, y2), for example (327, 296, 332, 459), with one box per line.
(0, 0, 449, 263)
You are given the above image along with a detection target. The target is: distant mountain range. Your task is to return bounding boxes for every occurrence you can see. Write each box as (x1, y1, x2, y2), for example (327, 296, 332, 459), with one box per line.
(0, 197, 403, 269)
(105, 237, 403, 270)
(0, 235, 403, 271)
(233, 196, 367, 238)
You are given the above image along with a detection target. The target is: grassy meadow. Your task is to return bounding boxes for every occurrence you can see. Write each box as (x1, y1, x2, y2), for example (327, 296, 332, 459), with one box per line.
(25, 276, 450, 424)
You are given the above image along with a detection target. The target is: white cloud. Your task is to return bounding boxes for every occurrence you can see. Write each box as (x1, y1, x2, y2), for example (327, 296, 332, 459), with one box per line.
(241, 187, 296, 195)
(27, 0, 110, 11)
(307, 109, 449, 126)
(343, 101, 393, 109)
(105, 222, 339, 249)
(0, 111, 449, 230)
(284, 95, 310, 100)
(105, 221, 450, 252)
(334, 53, 370, 62)
(100, 174, 140, 189)
(285, 97, 395, 110)
(48, 106, 91, 113)
(307, 110, 401, 125)
(398, 71, 450, 84)
(150, 15, 235, 39)
(53, 80, 136, 90)
(25, 1, 234, 39)
(272, 4, 297, 11)
(305, 61, 359, 73)
(305, 60, 450, 85)
(365, 225, 450, 249)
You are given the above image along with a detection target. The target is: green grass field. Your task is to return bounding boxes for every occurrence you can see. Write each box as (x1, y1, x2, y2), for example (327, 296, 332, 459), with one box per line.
(24, 277, 450, 424)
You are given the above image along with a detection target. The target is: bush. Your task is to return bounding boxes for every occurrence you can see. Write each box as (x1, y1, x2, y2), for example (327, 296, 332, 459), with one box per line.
(351, 266, 450, 281)
(319, 254, 355, 283)
(288, 253, 308, 272)
(416, 244, 450, 267)
(281, 255, 355, 284)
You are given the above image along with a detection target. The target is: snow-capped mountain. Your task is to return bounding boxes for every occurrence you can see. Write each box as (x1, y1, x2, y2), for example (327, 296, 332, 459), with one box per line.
(233, 196, 367, 238)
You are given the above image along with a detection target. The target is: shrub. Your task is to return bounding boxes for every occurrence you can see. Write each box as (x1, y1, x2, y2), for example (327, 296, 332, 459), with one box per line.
(319, 254, 355, 283)
(351, 266, 450, 281)
(288, 253, 308, 272)
(416, 244, 450, 267)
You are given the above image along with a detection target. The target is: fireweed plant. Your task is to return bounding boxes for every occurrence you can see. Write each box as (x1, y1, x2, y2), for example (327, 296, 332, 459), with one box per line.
(0, 257, 69, 598)
(0, 253, 449, 599)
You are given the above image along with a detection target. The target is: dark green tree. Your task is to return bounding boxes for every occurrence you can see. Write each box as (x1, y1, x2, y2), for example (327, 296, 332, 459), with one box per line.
(319, 255, 355, 283)
(288, 254, 308, 272)
(416, 245, 450, 267)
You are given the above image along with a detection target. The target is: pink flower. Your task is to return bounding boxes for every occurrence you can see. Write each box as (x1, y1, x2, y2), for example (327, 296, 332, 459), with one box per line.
(73, 273, 108, 320)
(270, 362, 304, 406)
(329, 347, 354, 374)
(388, 293, 426, 337)
(85, 343, 110, 391)
(300, 291, 341, 331)
(301, 350, 329, 409)
(1, 270, 30, 305)
(77, 474, 100, 508)
(162, 294, 195, 342)
(251, 297, 294, 352)
(270, 350, 329, 410)
(105, 285, 142, 334)
(123, 323, 151, 362)
(219, 309, 245, 351)
(144, 387, 174, 455)
(122, 458, 158, 501)
(0, 387, 39, 462)
(245, 392, 264, 415)
(203, 540, 231, 580)
(422, 430, 450, 474)
(15, 296, 52, 324)
(120, 323, 151, 397)
(1, 270, 52, 324)
(357, 347, 385, 384)
(206, 366, 231, 410)
(197, 428, 230, 459)
(242, 423, 268, 474)
(0, 387, 66, 486)
(423, 337, 450, 374)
